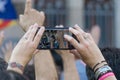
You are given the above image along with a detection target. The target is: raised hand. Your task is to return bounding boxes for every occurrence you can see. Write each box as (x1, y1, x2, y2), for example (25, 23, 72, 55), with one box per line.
(19, 0, 45, 31)
(64, 24, 105, 69)
(0, 31, 4, 46)
(2, 41, 16, 62)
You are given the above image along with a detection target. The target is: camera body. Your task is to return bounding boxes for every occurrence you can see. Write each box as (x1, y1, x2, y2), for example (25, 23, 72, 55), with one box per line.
(37, 27, 75, 50)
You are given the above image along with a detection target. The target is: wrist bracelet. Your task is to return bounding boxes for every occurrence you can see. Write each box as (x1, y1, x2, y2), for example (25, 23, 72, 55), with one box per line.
(98, 72, 115, 80)
(8, 62, 24, 71)
(95, 65, 113, 80)
(92, 60, 106, 71)
(94, 64, 108, 73)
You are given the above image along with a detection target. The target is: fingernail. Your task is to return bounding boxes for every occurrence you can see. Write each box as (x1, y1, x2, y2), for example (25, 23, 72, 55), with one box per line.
(75, 24, 78, 27)
(69, 27, 72, 30)
(55, 25, 59, 28)
(59, 25, 64, 28)
(64, 34, 68, 38)
(34, 23, 38, 27)
(41, 27, 45, 31)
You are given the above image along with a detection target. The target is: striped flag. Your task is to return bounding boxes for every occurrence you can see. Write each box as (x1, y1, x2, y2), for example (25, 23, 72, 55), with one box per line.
(0, 0, 17, 29)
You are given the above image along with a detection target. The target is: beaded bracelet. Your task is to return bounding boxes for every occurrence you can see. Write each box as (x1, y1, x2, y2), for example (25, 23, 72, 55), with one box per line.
(8, 62, 24, 71)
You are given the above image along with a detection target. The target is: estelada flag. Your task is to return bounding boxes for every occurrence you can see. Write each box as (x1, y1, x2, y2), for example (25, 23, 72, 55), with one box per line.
(0, 0, 17, 29)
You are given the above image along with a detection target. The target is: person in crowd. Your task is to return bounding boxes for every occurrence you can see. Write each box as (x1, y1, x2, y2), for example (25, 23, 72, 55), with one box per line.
(0, 31, 4, 46)
(64, 24, 117, 80)
(24, 65, 35, 80)
(1, 41, 16, 63)
(0, 23, 44, 80)
(0, 31, 4, 58)
(0, 57, 7, 71)
(86, 48, 120, 80)
(19, 0, 58, 80)
(0, 70, 28, 80)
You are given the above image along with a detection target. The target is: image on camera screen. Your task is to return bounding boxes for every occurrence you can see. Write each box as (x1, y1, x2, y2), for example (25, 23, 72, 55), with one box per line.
(37, 28, 74, 50)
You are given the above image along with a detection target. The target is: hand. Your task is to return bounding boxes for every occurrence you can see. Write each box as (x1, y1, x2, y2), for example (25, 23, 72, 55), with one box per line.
(8, 23, 45, 72)
(19, 0, 45, 31)
(90, 25, 101, 45)
(64, 24, 105, 68)
(0, 31, 4, 46)
(2, 41, 16, 62)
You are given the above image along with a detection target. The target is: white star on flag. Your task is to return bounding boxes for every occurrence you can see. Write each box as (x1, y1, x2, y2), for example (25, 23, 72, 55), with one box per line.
(0, 0, 7, 13)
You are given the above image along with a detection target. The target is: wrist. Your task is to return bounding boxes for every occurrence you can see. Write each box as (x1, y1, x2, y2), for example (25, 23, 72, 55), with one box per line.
(7, 62, 24, 74)
(9, 55, 31, 69)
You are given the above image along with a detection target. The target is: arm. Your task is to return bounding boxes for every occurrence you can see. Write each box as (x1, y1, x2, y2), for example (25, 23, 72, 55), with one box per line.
(34, 50, 58, 80)
(58, 51, 80, 80)
(64, 24, 117, 80)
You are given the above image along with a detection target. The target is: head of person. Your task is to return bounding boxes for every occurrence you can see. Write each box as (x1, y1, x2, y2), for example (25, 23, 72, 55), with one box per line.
(24, 65, 35, 80)
(86, 48, 120, 80)
(0, 70, 28, 80)
(0, 57, 8, 71)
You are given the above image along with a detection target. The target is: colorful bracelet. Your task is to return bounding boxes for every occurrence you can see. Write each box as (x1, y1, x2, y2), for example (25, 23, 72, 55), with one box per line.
(98, 72, 115, 80)
(8, 62, 24, 71)
(95, 65, 113, 80)
(94, 64, 108, 73)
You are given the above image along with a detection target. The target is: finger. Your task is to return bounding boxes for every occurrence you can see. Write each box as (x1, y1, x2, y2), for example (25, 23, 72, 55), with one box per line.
(73, 24, 85, 33)
(24, 0, 32, 14)
(40, 11, 45, 17)
(69, 27, 85, 43)
(28, 23, 38, 41)
(64, 34, 80, 50)
(22, 25, 33, 39)
(34, 27, 45, 46)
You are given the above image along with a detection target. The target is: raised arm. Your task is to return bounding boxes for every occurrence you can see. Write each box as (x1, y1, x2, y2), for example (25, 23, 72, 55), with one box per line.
(56, 50, 80, 80)
(34, 50, 58, 80)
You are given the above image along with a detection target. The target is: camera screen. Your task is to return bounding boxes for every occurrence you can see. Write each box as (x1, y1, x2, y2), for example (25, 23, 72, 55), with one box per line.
(37, 28, 74, 50)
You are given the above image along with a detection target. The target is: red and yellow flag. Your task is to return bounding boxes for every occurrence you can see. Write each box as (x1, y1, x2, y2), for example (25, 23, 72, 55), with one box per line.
(0, 0, 17, 29)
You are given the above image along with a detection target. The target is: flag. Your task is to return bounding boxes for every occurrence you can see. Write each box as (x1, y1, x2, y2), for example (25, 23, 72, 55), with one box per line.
(0, 0, 17, 29)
